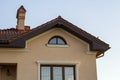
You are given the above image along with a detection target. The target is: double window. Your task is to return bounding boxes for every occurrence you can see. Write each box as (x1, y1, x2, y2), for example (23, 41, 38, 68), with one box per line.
(40, 65, 75, 80)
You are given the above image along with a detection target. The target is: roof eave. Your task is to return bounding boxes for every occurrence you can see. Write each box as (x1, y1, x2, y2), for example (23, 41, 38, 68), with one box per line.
(0, 16, 110, 56)
(0, 39, 25, 48)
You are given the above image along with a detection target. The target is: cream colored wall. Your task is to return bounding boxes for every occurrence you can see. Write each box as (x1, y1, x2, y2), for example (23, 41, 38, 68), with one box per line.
(0, 28, 98, 80)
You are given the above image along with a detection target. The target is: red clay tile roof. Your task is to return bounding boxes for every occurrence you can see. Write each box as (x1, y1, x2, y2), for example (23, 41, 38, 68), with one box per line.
(0, 28, 30, 44)
(0, 29, 24, 40)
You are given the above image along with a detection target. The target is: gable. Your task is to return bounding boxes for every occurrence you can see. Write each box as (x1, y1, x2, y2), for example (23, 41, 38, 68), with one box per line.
(26, 28, 91, 58)
(27, 28, 89, 50)
(0, 16, 110, 57)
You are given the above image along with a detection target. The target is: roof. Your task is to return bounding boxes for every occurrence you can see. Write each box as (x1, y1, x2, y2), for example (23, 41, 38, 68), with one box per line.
(0, 28, 29, 47)
(0, 16, 110, 57)
(0, 28, 25, 40)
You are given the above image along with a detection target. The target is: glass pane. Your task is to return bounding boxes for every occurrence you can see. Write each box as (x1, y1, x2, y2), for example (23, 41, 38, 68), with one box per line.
(53, 67, 62, 80)
(58, 38, 65, 44)
(65, 67, 74, 80)
(41, 67, 50, 80)
(49, 38, 56, 44)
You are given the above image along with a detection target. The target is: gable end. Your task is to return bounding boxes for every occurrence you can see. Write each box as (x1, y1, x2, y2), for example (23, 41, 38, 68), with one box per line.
(0, 16, 110, 57)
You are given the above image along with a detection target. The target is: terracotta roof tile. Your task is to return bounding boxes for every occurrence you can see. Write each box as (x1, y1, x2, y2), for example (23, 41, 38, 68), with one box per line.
(0, 28, 29, 41)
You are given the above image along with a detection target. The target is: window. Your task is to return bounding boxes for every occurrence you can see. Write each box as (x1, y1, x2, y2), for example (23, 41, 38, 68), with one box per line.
(40, 65, 75, 80)
(48, 36, 67, 45)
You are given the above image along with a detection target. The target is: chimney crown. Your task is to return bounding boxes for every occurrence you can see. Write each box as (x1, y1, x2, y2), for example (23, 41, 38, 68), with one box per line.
(16, 5, 26, 19)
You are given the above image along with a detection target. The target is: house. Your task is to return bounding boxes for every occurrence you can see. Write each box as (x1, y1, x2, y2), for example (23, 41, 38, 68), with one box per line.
(0, 6, 110, 80)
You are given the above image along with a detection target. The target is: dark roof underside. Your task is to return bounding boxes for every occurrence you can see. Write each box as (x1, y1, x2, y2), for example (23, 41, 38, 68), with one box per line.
(0, 16, 110, 57)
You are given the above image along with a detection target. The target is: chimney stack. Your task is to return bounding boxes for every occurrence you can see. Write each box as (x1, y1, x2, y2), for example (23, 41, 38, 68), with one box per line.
(16, 5, 26, 30)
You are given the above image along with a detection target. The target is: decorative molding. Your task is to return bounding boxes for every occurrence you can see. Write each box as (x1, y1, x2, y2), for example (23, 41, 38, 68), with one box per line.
(46, 44, 70, 48)
(0, 48, 29, 52)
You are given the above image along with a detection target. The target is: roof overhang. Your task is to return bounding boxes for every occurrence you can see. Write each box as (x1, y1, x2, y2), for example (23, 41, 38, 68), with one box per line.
(0, 16, 110, 57)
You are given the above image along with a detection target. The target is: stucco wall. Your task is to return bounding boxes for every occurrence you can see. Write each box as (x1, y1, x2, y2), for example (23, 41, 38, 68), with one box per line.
(0, 28, 97, 80)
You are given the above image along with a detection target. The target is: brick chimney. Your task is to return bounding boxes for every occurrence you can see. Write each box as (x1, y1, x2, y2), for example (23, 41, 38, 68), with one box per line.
(16, 5, 26, 30)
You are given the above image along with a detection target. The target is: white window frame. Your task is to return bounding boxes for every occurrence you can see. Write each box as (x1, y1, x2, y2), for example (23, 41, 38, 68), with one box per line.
(36, 61, 80, 80)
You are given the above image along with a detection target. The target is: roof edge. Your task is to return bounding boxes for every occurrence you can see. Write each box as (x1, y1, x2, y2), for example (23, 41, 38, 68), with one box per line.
(0, 16, 110, 57)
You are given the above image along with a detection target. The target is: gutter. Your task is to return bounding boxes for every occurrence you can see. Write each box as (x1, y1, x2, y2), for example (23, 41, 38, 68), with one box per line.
(97, 53, 104, 58)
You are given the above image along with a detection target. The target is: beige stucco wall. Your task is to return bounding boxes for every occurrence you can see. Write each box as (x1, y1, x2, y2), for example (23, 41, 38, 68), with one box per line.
(0, 28, 97, 80)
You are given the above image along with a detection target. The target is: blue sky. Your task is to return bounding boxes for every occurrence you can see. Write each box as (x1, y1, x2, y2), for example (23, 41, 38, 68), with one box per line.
(0, 0, 120, 80)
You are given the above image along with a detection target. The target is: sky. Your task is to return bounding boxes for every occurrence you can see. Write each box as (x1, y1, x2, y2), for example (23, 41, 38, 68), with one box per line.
(0, 0, 120, 80)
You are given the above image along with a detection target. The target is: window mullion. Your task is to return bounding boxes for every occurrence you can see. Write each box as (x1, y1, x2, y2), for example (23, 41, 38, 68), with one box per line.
(62, 67, 65, 80)
(51, 66, 53, 80)
(56, 38, 58, 44)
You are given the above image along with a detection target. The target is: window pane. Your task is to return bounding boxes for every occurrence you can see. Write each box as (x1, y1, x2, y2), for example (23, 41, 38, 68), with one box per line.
(58, 38, 65, 44)
(65, 67, 74, 80)
(53, 67, 62, 80)
(49, 38, 56, 44)
(41, 67, 50, 80)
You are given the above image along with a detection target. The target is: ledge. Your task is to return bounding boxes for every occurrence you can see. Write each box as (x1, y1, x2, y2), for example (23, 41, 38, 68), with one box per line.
(46, 44, 69, 48)
(0, 48, 29, 52)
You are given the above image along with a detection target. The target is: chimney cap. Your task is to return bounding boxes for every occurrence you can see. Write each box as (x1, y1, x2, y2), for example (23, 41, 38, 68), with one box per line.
(16, 5, 26, 18)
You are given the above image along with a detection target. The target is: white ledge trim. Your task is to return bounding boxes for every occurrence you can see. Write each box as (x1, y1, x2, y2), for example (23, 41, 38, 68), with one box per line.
(0, 48, 29, 52)
(36, 61, 80, 65)
(46, 44, 69, 48)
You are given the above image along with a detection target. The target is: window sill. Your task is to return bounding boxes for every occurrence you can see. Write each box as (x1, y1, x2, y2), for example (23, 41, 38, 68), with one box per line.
(46, 44, 69, 48)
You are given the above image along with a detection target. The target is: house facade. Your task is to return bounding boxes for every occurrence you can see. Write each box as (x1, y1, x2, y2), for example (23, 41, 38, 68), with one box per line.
(0, 6, 109, 80)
